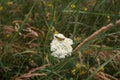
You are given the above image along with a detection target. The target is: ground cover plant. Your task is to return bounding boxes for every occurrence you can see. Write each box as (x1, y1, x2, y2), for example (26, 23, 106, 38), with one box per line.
(0, 0, 120, 80)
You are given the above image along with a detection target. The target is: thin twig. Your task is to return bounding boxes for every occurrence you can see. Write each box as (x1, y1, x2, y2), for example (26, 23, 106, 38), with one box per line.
(73, 19, 120, 52)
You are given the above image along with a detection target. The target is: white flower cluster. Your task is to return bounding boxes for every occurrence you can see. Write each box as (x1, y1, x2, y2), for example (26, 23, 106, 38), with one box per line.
(50, 33, 73, 59)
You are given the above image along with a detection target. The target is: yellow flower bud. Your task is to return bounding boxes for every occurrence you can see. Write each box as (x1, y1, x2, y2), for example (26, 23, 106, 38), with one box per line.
(71, 69, 76, 75)
(71, 4, 76, 9)
(7, 1, 13, 5)
(83, 7, 88, 11)
(75, 63, 80, 69)
(0, 6, 3, 11)
(100, 67, 104, 72)
(48, 3, 52, 7)
(107, 16, 110, 19)
(107, 19, 111, 22)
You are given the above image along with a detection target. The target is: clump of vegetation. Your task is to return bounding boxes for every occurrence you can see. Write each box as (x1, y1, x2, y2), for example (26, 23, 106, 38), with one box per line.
(0, 0, 120, 80)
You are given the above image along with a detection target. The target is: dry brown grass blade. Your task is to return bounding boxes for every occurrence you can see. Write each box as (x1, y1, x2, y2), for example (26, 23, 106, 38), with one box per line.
(16, 73, 46, 79)
(15, 64, 50, 79)
(45, 54, 51, 65)
(28, 64, 50, 74)
(87, 47, 120, 70)
(73, 19, 120, 52)
(77, 51, 83, 65)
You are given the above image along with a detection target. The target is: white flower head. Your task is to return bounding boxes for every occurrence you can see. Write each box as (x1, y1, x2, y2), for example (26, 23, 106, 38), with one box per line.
(50, 32, 73, 59)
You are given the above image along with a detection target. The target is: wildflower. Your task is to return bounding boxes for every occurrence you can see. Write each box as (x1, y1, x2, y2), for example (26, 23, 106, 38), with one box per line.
(71, 4, 76, 9)
(119, 11, 120, 16)
(7, 1, 13, 5)
(50, 32, 73, 59)
(100, 67, 104, 72)
(6, 34, 11, 38)
(107, 15, 110, 19)
(74, 36, 81, 41)
(107, 19, 111, 22)
(48, 2, 52, 7)
(106, 15, 111, 22)
(71, 69, 76, 75)
(0, 6, 3, 11)
(83, 7, 88, 11)
(75, 63, 80, 69)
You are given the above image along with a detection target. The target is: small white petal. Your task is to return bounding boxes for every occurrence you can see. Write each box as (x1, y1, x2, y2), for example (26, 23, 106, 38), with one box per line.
(63, 38, 73, 45)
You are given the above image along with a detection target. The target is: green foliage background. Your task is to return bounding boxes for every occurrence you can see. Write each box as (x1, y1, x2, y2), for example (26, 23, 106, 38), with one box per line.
(0, 0, 120, 80)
